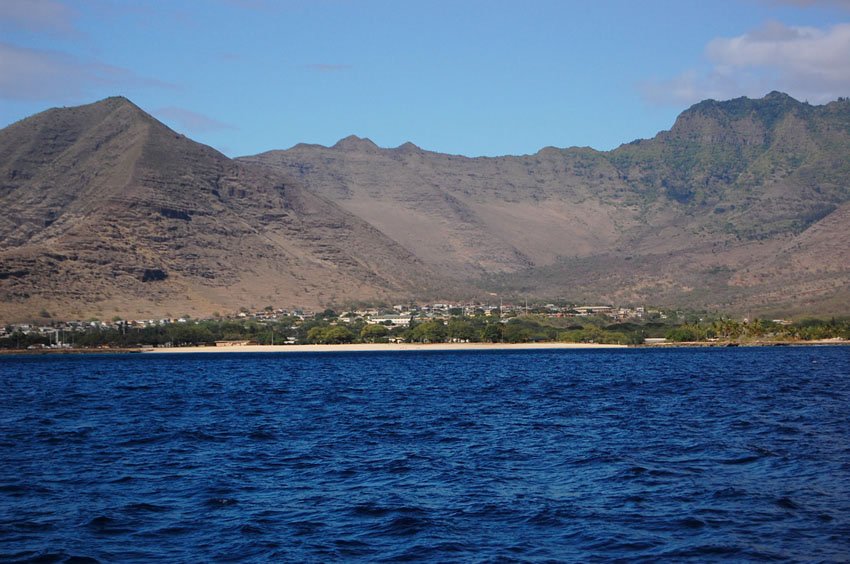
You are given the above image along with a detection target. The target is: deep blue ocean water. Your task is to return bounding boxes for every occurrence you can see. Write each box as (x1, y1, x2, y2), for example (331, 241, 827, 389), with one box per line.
(1, 347, 849, 562)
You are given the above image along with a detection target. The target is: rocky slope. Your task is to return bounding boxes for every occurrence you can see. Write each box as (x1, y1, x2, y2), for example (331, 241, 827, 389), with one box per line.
(1, 93, 848, 322)
(244, 92, 850, 316)
(0, 98, 439, 322)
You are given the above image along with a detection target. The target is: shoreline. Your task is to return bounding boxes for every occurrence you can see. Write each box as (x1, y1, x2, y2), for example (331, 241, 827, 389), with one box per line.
(144, 342, 628, 354)
(139, 339, 850, 354)
(2, 339, 846, 355)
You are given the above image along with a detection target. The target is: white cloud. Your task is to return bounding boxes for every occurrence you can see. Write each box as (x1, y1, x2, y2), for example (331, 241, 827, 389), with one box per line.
(154, 107, 237, 133)
(642, 21, 850, 105)
(0, 42, 175, 102)
(0, 0, 77, 36)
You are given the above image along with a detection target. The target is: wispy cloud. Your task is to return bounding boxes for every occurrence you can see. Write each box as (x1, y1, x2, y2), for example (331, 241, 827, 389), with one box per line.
(641, 21, 850, 105)
(0, 0, 78, 36)
(153, 107, 237, 133)
(0, 42, 175, 102)
(302, 63, 352, 72)
(763, 0, 850, 9)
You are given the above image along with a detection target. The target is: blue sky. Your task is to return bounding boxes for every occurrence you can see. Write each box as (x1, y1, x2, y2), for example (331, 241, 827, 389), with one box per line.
(1, 0, 849, 157)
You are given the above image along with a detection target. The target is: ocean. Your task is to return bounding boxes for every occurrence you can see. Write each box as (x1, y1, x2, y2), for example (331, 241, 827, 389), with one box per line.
(1, 347, 849, 562)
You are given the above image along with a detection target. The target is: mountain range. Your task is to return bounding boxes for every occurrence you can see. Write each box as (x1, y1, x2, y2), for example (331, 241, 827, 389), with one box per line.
(1, 92, 849, 322)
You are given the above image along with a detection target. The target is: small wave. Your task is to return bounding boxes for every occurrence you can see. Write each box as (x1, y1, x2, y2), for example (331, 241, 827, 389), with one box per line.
(38, 428, 94, 445)
(115, 384, 153, 391)
(9, 519, 56, 532)
(178, 429, 227, 443)
(351, 503, 427, 519)
(713, 487, 748, 499)
(124, 502, 170, 513)
(238, 523, 264, 535)
(677, 516, 706, 528)
(0, 483, 27, 495)
(720, 455, 761, 465)
(4, 552, 101, 563)
(205, 497, 238, 507)
(351, 503, 392, 517)
(385, 459, 412, 474)
(379, 514, 432, 537)
(146, 525, 193, 537)
(525, 506, 573, 527)
(333, 539, 372, 557)
(659, 544, 743, 558)
(379, 542, 468, 562)
(247, 429, 276, 441)
(817, 513, 834, 522)
(775, 496, 798, 510)
(289, 519, 325, 535)
(329, 467, 357, 478)
(587, 538, 663, 552)
(573, 453, 622, 466)
(86, 515, 132, 536)
(117, 434, 169, 447)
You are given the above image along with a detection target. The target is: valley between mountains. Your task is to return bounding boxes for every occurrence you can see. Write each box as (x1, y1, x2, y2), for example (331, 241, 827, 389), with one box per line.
(1, 92, 849, 322)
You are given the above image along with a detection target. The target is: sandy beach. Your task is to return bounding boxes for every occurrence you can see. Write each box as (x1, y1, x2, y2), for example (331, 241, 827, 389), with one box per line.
(145, 342, 628, 354)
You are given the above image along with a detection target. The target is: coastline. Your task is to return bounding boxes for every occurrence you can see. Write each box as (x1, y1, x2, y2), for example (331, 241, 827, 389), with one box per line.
(2, 339, 846, 356)
(144, 342, 628, 354)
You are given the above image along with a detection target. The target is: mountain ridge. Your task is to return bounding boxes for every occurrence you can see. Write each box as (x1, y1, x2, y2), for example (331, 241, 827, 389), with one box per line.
(0, 98, 442, 323)
(243, 92, 850, 316)
(1, 92, 849, 322)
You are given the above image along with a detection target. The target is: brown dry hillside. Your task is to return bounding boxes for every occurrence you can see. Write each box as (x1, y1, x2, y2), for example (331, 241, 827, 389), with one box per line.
(243, 92, 850, 315)
(0, 97, 439, 323)
(1, 93, 849, 322)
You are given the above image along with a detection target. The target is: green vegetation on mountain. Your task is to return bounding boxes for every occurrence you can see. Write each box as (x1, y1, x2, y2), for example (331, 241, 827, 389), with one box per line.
(2, 92, 850, 323)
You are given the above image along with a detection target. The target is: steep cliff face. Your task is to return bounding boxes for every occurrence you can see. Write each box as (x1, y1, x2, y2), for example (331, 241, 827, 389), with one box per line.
(611, 92, 850, 238)
(2, 93, 849, 322)
(243, 140, 639, 277)
(244, 93, 850, 315)
(0, 98, 439, 322)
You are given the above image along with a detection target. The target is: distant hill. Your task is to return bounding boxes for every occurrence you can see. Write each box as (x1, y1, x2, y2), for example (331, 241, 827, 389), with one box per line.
(1, 92, 849, 323)
(0, 98, 439, 322)
(243, 92, 850, 316)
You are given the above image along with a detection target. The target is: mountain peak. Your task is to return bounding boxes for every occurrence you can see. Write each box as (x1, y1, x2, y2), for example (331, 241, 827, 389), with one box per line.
(763, 90, 794, 102)
(394, 141, 421, 152)
(686, 91, 799, 110)
(332, 135, 379, 151)
(84, 95, 146, 116)
(99, 95, 134, 105)
(672, 91, 806, 137)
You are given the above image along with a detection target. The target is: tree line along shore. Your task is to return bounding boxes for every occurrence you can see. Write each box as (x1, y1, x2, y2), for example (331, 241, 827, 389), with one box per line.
(2, 310, 848, 351)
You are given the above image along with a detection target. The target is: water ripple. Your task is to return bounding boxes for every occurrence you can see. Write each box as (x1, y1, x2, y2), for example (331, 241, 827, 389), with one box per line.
(1, 347, 849, 561)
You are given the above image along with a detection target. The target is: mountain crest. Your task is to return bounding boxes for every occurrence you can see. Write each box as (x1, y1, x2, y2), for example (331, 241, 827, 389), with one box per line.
(0, 98, 438, 322)
(332, 135, 379, 152)
(678, 91, 804, 124)
(3, 93, 850, 321)
(394, 141, 421, 153)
